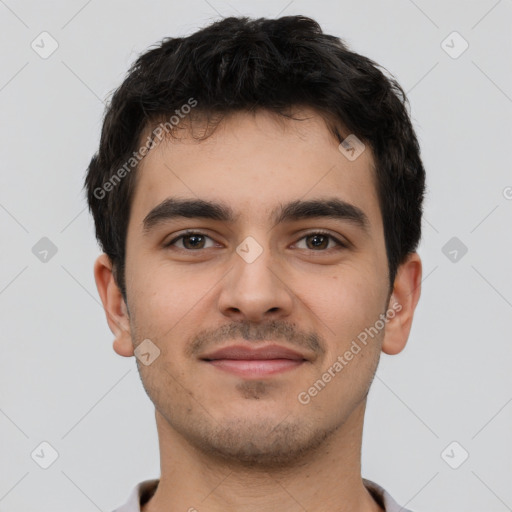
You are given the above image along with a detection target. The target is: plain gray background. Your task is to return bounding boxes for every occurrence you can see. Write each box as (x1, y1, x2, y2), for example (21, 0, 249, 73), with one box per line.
(1, 0, 511, 511)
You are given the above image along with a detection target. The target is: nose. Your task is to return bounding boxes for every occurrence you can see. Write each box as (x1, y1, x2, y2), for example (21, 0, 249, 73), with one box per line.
(217, 238, 294, 323)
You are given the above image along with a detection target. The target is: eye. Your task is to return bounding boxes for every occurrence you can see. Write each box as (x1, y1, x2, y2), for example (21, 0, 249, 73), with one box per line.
(164, 231, 217, 250)
(294, 231, 347, 251)
(163, 230, 348, 252)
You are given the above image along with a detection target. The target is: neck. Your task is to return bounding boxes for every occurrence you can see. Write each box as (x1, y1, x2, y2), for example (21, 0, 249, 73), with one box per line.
(142, 399, 383, 512)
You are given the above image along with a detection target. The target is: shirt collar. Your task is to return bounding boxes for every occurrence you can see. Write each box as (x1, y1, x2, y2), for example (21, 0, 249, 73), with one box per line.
(114, 477, 413, 512)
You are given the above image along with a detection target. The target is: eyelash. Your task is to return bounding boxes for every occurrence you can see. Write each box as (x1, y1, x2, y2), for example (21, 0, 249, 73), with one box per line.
(164, 230, 348, 251)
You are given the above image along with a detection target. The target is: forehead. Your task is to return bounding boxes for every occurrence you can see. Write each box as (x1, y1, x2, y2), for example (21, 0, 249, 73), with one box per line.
(128, 109, 382, 233)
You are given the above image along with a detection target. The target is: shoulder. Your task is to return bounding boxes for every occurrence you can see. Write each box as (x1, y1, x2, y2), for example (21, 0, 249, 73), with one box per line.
(363, 478, 415, 512)
(112, 479, 159, 512)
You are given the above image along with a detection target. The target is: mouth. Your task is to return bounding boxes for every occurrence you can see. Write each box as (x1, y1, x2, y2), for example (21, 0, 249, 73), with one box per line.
(200, 344, 309, 378)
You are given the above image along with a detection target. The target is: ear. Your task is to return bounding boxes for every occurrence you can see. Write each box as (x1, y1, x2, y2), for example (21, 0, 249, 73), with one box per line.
(381, 252, 422, 355)
(93, 253, 134, 357)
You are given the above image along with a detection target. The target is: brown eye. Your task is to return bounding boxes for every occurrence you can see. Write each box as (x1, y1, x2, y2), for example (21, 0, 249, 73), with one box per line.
(181, 234, 206, 249)
(165, 232, 215, 250)
(305, 233, 329, 250)
(295, 231, 347, 251)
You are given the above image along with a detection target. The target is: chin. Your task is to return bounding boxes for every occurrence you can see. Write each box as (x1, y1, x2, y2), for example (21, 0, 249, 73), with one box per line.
(184, 414, 338, 470)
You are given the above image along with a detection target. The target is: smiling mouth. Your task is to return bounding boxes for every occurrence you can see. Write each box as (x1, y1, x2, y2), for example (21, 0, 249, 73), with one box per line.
(200, 343, 309, 378)
(204, 358, 306, 377)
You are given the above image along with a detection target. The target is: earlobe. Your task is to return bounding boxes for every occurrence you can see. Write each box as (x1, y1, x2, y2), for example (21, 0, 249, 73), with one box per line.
(381, 252, 422, 356)
(93, 254, 134, 358)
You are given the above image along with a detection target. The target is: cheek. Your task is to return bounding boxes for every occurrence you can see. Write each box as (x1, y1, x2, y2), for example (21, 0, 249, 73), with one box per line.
(127, 258, 222, 343)
(297, 266, 386, 345)
(297, 271, 384, 409)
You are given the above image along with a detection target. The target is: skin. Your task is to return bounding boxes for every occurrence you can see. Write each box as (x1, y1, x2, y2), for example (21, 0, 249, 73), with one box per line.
(94, 108, 422, 512)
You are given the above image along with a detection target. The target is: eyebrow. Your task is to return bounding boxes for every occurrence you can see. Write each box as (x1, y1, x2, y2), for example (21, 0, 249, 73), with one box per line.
(142, 197, 370, 235)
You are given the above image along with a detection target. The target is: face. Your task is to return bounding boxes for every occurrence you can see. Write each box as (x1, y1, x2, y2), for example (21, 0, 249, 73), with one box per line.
(118, 109, 395, 467)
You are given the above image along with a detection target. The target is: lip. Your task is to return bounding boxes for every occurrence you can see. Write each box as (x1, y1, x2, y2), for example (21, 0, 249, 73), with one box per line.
(201, 344, 307, 361)
(200, 344, 308, 378)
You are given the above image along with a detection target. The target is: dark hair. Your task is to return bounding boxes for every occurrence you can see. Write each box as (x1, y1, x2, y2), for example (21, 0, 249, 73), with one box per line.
(85, 15, 425, 302)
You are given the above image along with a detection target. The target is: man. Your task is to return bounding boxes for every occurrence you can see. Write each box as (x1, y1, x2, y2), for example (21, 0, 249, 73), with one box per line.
(86, 15, 424, 512)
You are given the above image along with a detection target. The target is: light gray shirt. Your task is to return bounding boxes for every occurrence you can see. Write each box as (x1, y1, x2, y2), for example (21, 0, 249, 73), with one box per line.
(112, 478, 414, 511)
